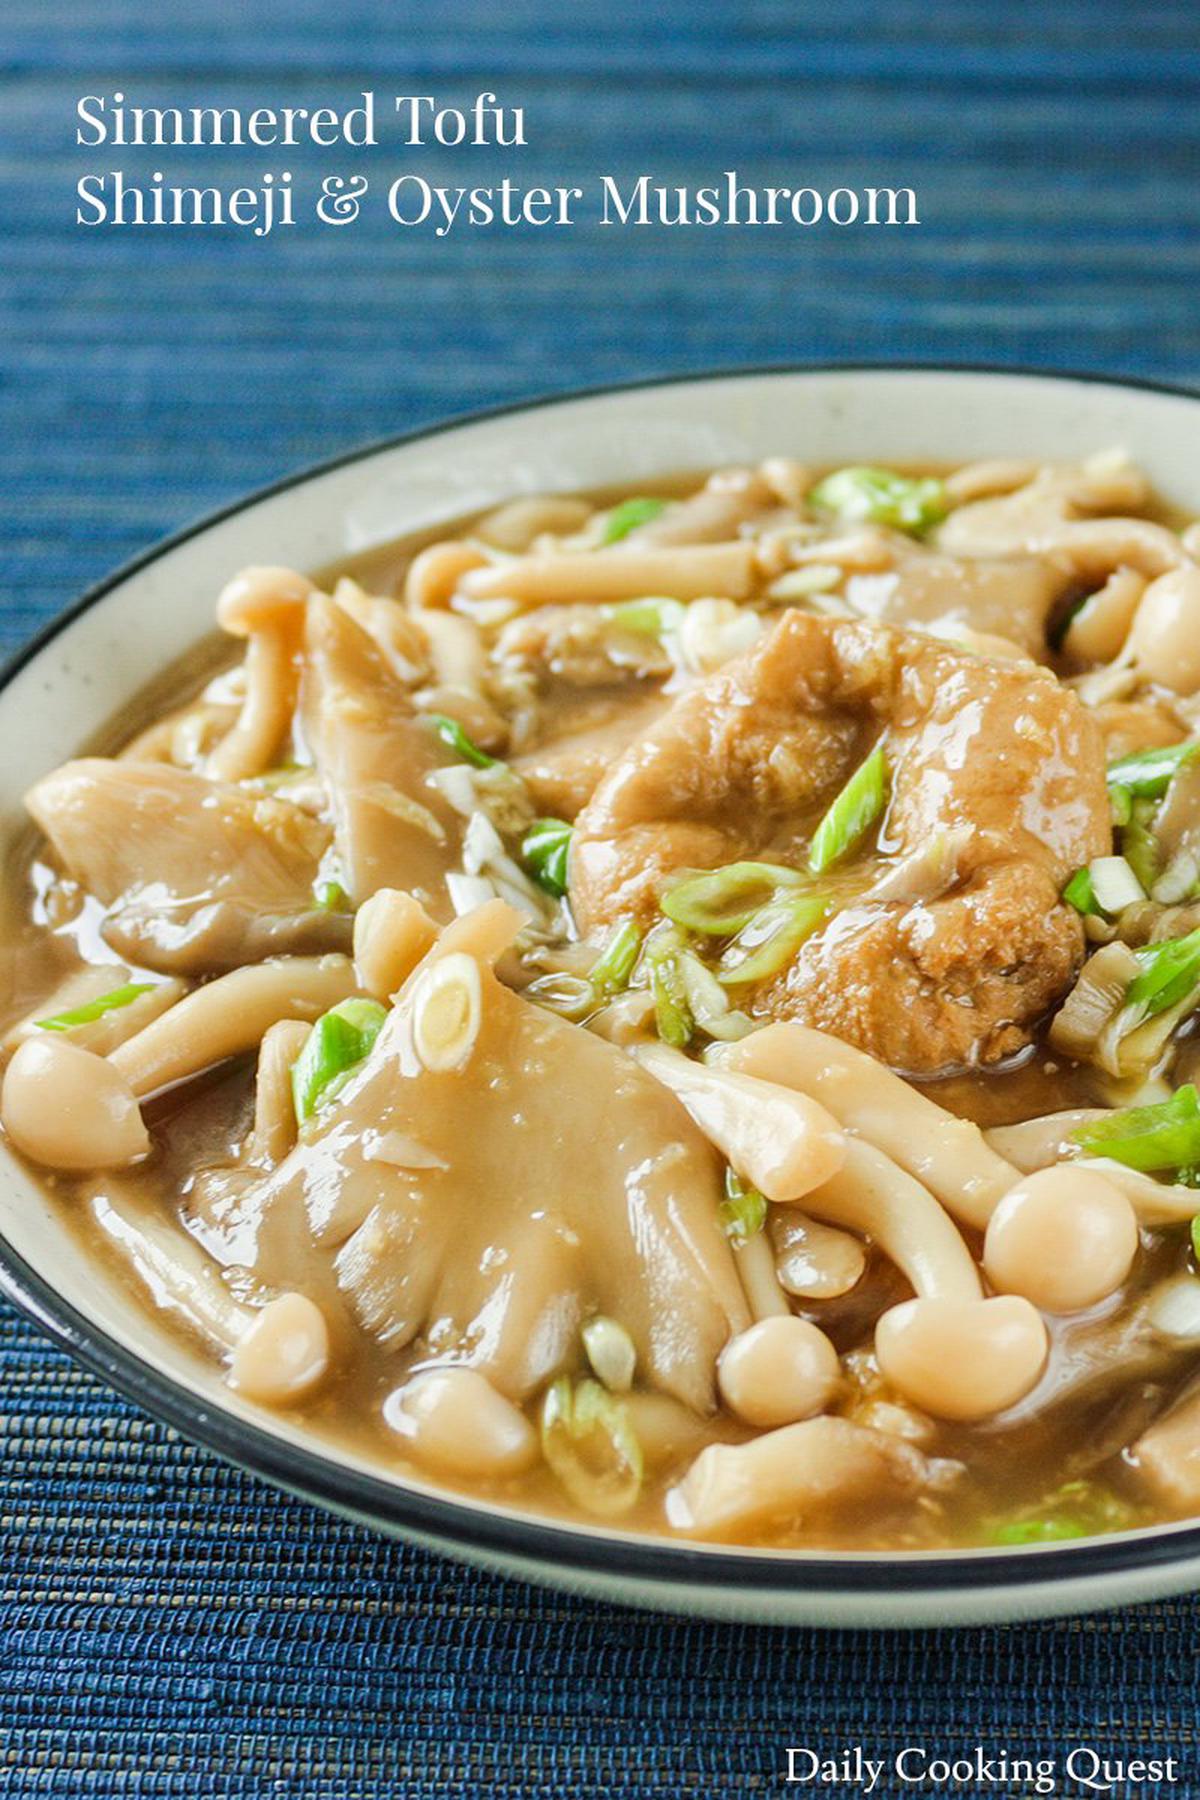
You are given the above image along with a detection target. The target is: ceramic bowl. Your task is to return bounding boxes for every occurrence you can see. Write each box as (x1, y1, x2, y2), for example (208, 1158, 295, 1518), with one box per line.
(4, 366, 1200, 1627)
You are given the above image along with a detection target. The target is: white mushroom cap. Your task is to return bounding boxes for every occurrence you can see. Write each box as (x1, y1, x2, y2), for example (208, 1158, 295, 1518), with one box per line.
(875, 1295, 1048, 1421)
(1122, 566, 1200, 693)
(2, 1036, 149, 1170)
(228, 1292, 330, 1406)
(632, 1044, 846, 1203)
(353, 888, 437, 1001)
(383, 1366, 538, 1479)
(717, 1316, 841, 1428)
(216, 565, 313, 636)
(983, 1165, 1138, 1314)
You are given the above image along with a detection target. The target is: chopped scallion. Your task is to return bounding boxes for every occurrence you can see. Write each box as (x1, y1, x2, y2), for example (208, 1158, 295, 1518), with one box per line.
(992, 1515, 1091, 1546)
(602, 496, 667, 544)
(1109, 785, 1134, 829)
(291, 997, 388, 1124)
(808, 466, 947, 534)
(540, 1376, 643, 1516)
(1072, 1083, 1200, 1175)
(1122, 800, 1161, 894)
(808, 746, 888, 874)
(990, 1479, 1134, 1546)
(1124, 927, 1200, 1022)
(314, 878, 352, 912)
(1087, 855, 1145, 916)
(661, 861, 806, 935)
(37, 981, 155, 1032)
(521, 818, 573, 897)
(719, 1169, 768, 1244)
(600, 596, 686, 636)
(1107, 740, 1200, 800)
(648, 948, 693, 1047)
(425, 712, 498, 770)
(589, 919, 642, 997)
(718, 893, 832, 986)
(1062, 866, 1099, 917)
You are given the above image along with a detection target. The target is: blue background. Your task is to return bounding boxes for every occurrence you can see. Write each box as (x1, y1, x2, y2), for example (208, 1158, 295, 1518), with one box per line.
(3, 2, 1200, 1793)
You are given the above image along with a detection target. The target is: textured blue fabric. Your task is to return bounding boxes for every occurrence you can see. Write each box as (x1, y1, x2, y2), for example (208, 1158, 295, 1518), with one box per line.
(3, 2, 1200, 1793)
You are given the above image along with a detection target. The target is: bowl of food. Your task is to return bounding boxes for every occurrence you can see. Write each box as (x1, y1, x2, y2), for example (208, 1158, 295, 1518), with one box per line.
(5, 365, 1200, 1627)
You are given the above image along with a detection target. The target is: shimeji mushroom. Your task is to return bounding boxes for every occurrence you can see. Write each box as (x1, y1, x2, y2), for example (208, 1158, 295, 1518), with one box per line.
(803, 1139, 1047, 1421)
(109, 955, 359, 1098)
(459, 542, 757, 608)
(246, 1019, 311, 1167)
(91, 1185, 329, 1406)
(353, 888, 438, 1001)
(631, 1043, 846, 1203)
(207, 566, 312, 782)
(722, 1023, 1017, 1231)
(664, 1415, 929, 1542)
(403, 541, 489, 611)
(770, 1210, 867, 1300)
(717, 1316, 841, 1429)
(633, 1035, 1046, 1417)
(987, 1112, 1200, 1226)
(0, 957, 359, 1172)
(983, 1166, 1138, 1315)
(2, 1035, 149, 1170)
(383, 1366, 538, 1480)
(1113, 565, 1200, 694)
(1061, 568, 1148, 665)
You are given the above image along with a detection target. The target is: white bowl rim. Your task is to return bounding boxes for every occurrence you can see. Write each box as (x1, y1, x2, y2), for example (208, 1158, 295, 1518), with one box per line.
(6, 359, 1200, 1614)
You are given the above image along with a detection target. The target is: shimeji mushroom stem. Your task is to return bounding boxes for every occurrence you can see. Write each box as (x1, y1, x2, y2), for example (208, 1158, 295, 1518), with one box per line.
(208, 566, 312, 782)
(110, 955, 357, 1098)
(632, 1043, 846, 1203)
(723, 1022, 1017, 1231)
(91, 1186, 328, 1406)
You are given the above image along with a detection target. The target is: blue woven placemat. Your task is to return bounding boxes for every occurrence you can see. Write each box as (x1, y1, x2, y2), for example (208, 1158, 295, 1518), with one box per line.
(4, 2, 1200, 1792)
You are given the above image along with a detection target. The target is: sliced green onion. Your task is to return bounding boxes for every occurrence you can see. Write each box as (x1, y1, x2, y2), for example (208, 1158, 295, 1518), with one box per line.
(540, 1376, 643, 1516)
(808, 746, 889, 874)
(1122, 800, 1161, 894)
(425, 712, 498, 770)
(719, 1169, 768, 1245)
(648, 947, 693, 1047)
(676, 951, 753, 1042)
(1109, 784, 1134, 829)
(522, 973, 595, 1020)
(314, 878, 352, 912)
(1087, 855, 1145, 916)
(809, 466, 947, 534)
(1073, 1083, 1200, 1174)
(291, 997, 388, 1124)
(1107, 740, 1200, 800)
(37, 981, 155, 1032)
(521, 818, 573, 897)
(602, 496, 667, 544)
(600, 596, 686, 636)
(590, 919, 642, 997)
(1125, 927, 1200, 1022)
(992, 1515, 1091, 1546)
(661, 861, 806, 934)
(718, 894, 832, 986)
(1063, 866, 1099, 917)
(990, 1479, 1134, 1547)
